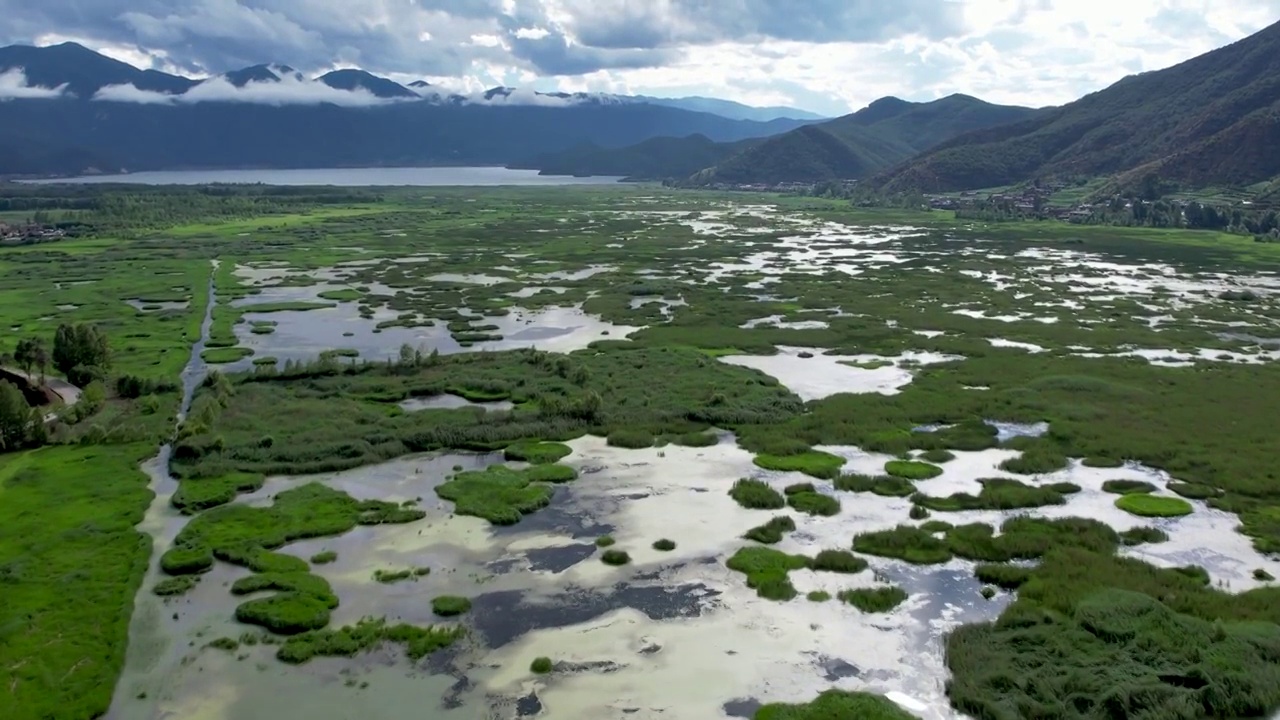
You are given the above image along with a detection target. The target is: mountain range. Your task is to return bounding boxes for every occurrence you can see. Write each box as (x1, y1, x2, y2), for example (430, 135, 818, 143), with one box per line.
(0, 42, 819, 176)
(872, 18, 1280, 194)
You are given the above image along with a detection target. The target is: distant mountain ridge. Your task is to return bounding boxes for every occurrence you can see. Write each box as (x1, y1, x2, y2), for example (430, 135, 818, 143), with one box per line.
(520, 94, 1037, 182)
(874, 19, 1280, 193)
(0, 42, 819, 176)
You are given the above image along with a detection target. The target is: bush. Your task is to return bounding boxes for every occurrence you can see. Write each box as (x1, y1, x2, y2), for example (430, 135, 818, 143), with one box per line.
(652, 538, 676, 551)
(729, 478, 785, 509)
(853, 525, 951, 565)
(787, 491, 841, 517)
(431, 595, 472, 617)
(1120, 526, 1169, 545)
(753, 450, 845, 479)
(1102, 479, 1157, 495)
(921, 448, 956, 463)
(838, 587, 908, 612)
(834, 473, 915, 497)
(607, 429, 655, 448)
(1115, 494, 1194, 517)
(595, 535, 616, 547)
(503, 441, 571, 465)
(726, 546, 809, 601)
(980, 586, 996, 600)
(601, 549, 631, 566)
(909, 505, 930, 520)
(743, 515, 796, 544)
(884, 460, 943, 480)
(810, 550, 868, 574)
(531, 657, 553, 674)
(152, 576, 199, 596)
(754, 690, 917, 720)
(973, 563, 1032, 589)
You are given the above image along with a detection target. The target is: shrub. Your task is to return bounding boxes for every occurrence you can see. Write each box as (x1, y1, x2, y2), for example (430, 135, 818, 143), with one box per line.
(980, 586, 996, 600)
(310, 551, 337, 564)
(753, 450, 845, 479)
(810, 550, 868, 574)
(152, 576, 199, 596)
(884, 460, 943, 480)
(909, 505, 930, 520)
(503, 441, 571, 465)
(530, 657, 553, 674)
(853, 526, 951, 565)
(729, 478, 785, 509)
(652, 539, 676, 551)
(607, 429, 655, 449)
(1168, 482, 1221, 499)
(921, 448, 956, 463)
(726, 546, 809, 601)
(595, 535, 616, 547)
(1120, 526, 1169, 545)
(743, 515, 796, 544)
(601, 549, 631, 566)
(1101, 479, 1157, 495)
(837, 587, 908, 613)
(974, 563, 1031, 589)
(1115, 494, 1193, 517)
(787, 491, 840, 517)
(431, 595, 472, 617)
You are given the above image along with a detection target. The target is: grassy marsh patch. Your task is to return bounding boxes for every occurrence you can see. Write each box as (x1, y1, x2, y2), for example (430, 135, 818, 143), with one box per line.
(726, 546, 810, 601)
(884, 460, 943, 480)
(837, 587, 909, 613)
(1101, 479, 1157, 495)
(431, 595, 471, 617)
(743, 515, 796, 544)
(754, 450, 845, 479)
(436, 465, 573, 525)
(1115, 494, 1194, 517)
(729, 478, 785, 510)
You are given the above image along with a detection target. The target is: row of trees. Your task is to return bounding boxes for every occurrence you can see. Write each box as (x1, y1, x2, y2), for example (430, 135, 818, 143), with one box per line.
(4, 324, 112, 387)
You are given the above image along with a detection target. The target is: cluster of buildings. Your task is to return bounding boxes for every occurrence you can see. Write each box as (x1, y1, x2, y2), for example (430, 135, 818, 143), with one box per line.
(926, 184, 1100, 222)
(0, 222, 65, 243)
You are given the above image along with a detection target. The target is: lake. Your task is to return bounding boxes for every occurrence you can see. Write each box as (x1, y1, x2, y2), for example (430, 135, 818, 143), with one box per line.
(22, 166, 624, 186)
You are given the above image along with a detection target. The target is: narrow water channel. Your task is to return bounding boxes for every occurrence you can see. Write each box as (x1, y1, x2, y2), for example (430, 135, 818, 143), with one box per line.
(107, 260, 218, 719)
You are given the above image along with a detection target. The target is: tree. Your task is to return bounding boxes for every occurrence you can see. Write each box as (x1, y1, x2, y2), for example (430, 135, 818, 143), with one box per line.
(0, 380, 31, 450)
(52, 324, 111, 386)
(33, 345, 49, 384)
(14, 338, 40, 377)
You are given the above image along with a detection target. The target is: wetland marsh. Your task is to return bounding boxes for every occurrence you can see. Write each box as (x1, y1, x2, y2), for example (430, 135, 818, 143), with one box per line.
(4, 186, 1280, 720)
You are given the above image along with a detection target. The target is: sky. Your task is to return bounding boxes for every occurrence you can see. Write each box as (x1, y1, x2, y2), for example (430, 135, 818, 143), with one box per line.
(2, 0, 1278, 116)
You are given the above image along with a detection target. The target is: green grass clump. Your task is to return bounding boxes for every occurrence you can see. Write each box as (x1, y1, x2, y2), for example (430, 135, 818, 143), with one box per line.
(921, 448, 956, 463)
(201, 346, 253, 364)
(435, 465, 559, 525)
(431, 595, 472, 617)
(909, 504, 930, 520)
(1101, 479, 1157, 495)
(911, 478, 1068, 512)
(998, 447, 1069, 474)
(784, 482, 816, 495)
(1115, 494, 1194, 517)
(276, 617, 464, 664)
(743, 515, 797, 544)
(754, 450, 845, 479)
(834, 473, 915, 497)
(171, 472, 265, 514)
(310, 550, 337, 564)
(530, 657, 553, 674)
(884, 460, 943, 480)
(810, 550, 868, 574)
(729, 478, 785, 509)
(1120, 526, 1170, 545)
(1168, 482, 1221, 499)
(973, 563, 1032, 589)
(523, 464, 578, 483)
(1082, 456, 1124, 468)
(806, 591, 831, 602)
(837, 587, 909, 613)
(853, 525, 952, 564)
(726, 546, 810, 601)
(1255, 569, 1275, 581)
(947, 517, 1120, 563)
(153, 575, 199, 596)
(235, 593, 335, 635)
(601, 549, 631, 566)
(673, 431, 718, 447)
(607, 428, 655, 448)
(787, 491, 841, 517)
(374, 568, 413, 583)
(652, 539, 676, 551)
(920, 520, 953, 533)
(753, 690, 917, 720)
(595, 535, 615, 547)
(503, 441, 571, 465)
(206, 637, 239, 651)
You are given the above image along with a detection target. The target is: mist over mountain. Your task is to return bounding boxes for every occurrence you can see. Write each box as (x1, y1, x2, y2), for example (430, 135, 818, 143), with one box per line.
(0, 42, 819, 176)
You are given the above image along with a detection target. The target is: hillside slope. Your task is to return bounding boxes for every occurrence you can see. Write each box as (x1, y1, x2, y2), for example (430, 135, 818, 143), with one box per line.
(691, 94, 1037, 184)
(512, 134, 761, 179)
(876, 20, 1280, 193)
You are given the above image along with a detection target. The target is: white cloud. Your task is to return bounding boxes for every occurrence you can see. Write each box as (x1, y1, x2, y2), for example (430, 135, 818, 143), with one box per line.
(0, 68, 65, 99)
(93, 73, 405, 106)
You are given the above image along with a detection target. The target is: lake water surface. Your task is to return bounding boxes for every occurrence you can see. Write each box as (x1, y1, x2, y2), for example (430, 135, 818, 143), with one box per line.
(23, 166, 624, 186)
